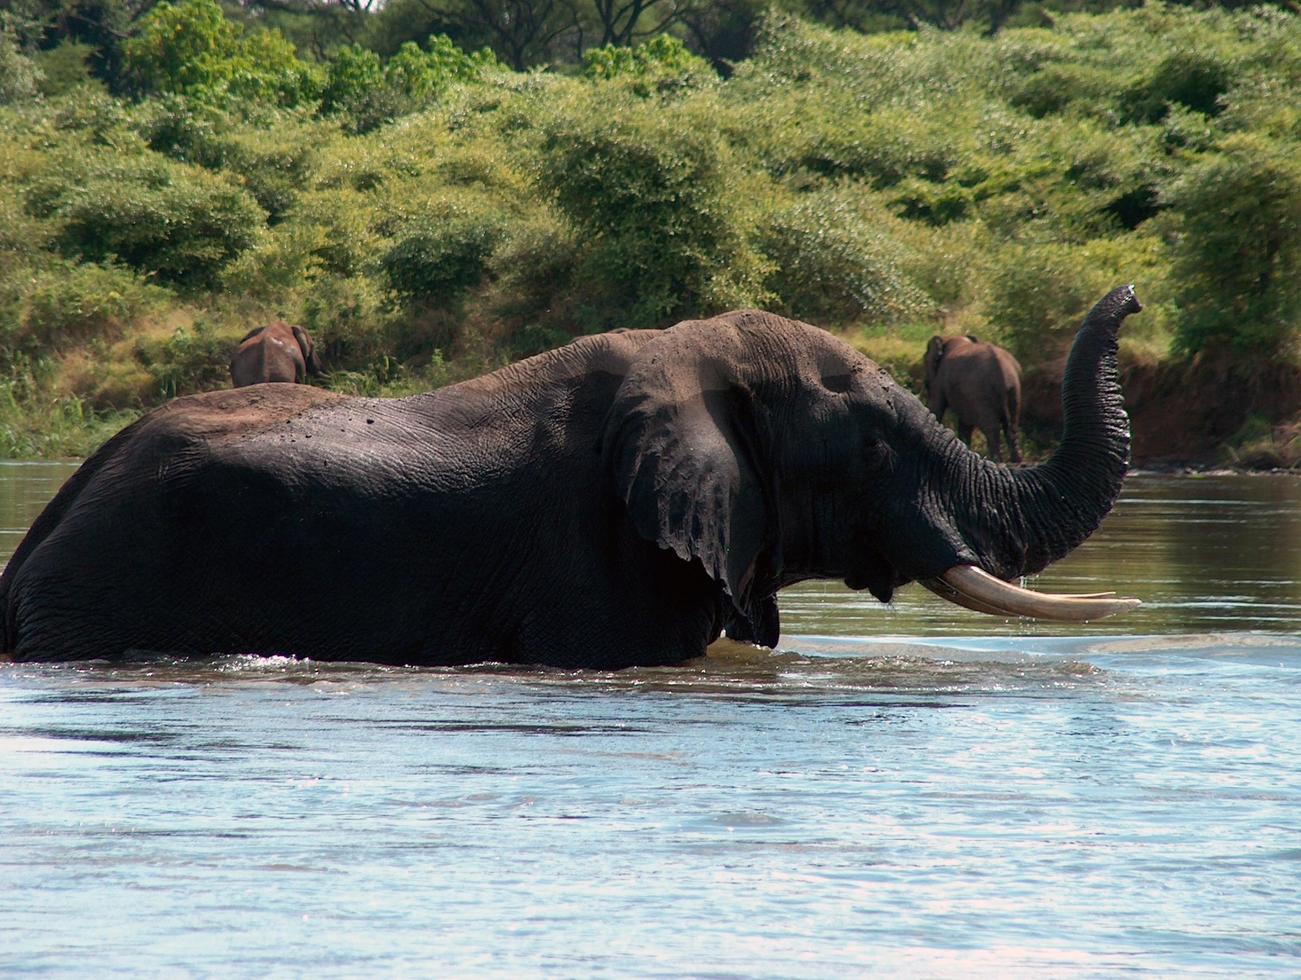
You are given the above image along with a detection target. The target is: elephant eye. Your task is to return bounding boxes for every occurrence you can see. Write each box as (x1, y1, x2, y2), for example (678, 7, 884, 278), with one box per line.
(821, 372, 854, 394)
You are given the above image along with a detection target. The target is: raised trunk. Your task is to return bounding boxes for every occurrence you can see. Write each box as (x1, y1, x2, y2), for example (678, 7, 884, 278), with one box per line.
(950, 285, 1141, 582)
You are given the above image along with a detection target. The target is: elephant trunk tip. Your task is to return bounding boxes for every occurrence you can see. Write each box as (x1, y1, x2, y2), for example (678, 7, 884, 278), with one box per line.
(1087, 285, 1142, 328)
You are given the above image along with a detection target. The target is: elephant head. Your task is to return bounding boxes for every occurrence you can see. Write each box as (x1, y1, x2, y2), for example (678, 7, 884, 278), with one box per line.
(922, 333, 980, 398)
(605, 286, 1141, 645)
(292, 325, 322, 376)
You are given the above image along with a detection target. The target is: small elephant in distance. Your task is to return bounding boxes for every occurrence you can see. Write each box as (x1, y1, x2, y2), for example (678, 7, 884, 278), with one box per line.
(230, 321, 322, 387)
(923, 334, 1022, 463)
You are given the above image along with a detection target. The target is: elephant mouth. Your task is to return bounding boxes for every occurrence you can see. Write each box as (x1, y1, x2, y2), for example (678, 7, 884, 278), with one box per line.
(920, 564, 1141, 622)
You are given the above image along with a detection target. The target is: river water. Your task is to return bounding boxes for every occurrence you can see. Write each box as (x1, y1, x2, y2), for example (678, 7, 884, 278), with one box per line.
(1, 463, 1298, 976)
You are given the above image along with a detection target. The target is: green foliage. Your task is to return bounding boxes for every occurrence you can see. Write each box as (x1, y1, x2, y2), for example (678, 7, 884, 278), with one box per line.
(1122, 49, 1235, 124)
(987, 232, 1174, 359)
(29, 153, 267, 289)
(1164, 134, 1301, 355)
(33, 41, 101, 97)
(0, 24, 43, 105)
(2, 3, 1299, 459)
(581, 36, 714, 96)
(134, 320, 232, 398)
(123, 0, 320, 107)
(0, 353, 131, 458)
(538, 98, 768, 326)
(381, 195, 506, 304)
(321, 35, 498, 132)
(757, 192, 932, 324)
(15, 260, 170, 352)
(320, 44, 385, 114)
(141, 100, 323, 222)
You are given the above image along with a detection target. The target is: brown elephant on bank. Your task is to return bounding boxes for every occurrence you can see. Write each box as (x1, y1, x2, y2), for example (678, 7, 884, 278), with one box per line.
(923, 334, 1022, 463)
(229, 322, 322, 387)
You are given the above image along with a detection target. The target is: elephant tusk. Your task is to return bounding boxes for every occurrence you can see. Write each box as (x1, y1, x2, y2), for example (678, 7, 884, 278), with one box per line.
(921, 565, 1141, 622)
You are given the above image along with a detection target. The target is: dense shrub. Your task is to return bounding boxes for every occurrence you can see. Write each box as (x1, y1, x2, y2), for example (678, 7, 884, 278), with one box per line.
(581, 36, 714, 97)
(986, 242, 1116, 358)
(380, 194, 506, 304)
(538, 98, 768, 326)
(1122, 49, 1235, 124)
(757, 193, 932, 324)
(321, 36, 498, 132)
(299, 275, 394, 368)
(1164, 134, 1301, 355)
(134, 320, 233, 398)
(0, 26, 43, 105)
(18, 261, 170, 351)
(1, 4, 1299, 459)
(123, 0, 320, 106)
(32, 154, 267, 288)
(141, 102, 324, 222)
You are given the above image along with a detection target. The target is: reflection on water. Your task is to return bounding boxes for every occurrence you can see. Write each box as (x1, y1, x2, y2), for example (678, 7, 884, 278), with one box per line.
(1, 463, 1299, 975)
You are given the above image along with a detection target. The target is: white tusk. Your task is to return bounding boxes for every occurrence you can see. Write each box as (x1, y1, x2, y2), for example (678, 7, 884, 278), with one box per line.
(922, 564, 1141, 622)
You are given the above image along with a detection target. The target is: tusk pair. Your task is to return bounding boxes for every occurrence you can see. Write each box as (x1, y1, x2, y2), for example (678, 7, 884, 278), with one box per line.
(921, 564, 1141, 622)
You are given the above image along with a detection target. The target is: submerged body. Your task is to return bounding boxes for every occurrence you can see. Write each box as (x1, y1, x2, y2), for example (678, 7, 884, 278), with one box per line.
(1, 292, 1142, 667)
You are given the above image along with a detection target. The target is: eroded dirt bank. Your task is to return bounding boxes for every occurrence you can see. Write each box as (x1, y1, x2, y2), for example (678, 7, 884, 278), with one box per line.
(1022, 354, 1301, 469)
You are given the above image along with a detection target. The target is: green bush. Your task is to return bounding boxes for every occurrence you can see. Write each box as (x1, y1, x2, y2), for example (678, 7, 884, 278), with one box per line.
(1122, 49, 1235, 124)
(33, 42, 99, 98)
(321, 36, 498, 133)
(986, 242, 1114, 359)
(19, 261, 170, 351)
(299, 275, 394, 369)
(134, 320, 232, 398)
(380, 195, 507, 304)
(141, 101, 323, 223)
(757, 193, 932, 325)
(487, 210, 580, 317)
(31, 154, 267, 289)
(538, 98, 768, 326)
(1164, 134, 1301, 355)
(0, 26, 43, 105)
(582, 36, 714, 97)
(123, 0, 320, 107)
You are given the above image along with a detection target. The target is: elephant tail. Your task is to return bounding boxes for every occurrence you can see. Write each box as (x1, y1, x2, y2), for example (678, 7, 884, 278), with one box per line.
(1005, 381, 1021, 427)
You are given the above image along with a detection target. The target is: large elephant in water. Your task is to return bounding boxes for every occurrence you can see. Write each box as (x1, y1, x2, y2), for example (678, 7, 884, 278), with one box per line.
(0, 287, 1142, 668)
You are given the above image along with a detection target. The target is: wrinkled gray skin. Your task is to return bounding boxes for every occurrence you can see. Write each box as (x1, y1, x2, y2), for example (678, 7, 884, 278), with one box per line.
(230, 321, 322, 387)
(923, 335, 1022, 463)
(1, 287, 1140, 668)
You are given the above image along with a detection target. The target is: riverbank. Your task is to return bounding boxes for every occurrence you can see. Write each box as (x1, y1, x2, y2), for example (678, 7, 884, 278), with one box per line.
(1021, 349, 1301, 470)
(3, 323, 1298, 468)
(3, 7, 1298, 465)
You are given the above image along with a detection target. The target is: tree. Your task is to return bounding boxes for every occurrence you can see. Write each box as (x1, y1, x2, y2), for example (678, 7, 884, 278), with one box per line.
(1165, 134, 1301, 356)
(122, 0, 320, 104)
(456, 0, 576, 69)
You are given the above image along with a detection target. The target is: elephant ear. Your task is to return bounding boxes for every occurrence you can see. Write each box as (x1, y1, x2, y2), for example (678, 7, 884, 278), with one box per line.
(603, 324, 781, 646)
(292, 326, 322, 374)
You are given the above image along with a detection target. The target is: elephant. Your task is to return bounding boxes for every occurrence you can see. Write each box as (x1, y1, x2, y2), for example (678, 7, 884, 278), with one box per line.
(0, 286, 1143, 669)
(230, 321, 322, 387)
(923, 334, 1022, 463)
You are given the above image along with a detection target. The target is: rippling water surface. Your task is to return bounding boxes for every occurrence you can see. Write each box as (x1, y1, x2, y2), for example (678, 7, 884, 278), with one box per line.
(2, 464, 1299, 975)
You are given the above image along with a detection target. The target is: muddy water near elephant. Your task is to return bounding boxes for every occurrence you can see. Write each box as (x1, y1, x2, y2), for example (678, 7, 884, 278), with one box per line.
(1, 464, 1299, 975)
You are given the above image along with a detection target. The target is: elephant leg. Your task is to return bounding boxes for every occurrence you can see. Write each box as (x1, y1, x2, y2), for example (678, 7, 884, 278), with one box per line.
(958, 422, 974, 447)
(1005, 422, 1021, 464)
(984, 426, 1003, 462)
